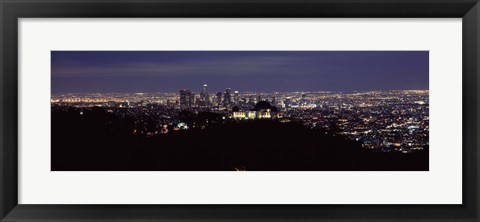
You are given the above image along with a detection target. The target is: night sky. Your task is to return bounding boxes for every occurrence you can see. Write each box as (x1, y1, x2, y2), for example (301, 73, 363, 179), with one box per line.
(51, 51, 428, 94)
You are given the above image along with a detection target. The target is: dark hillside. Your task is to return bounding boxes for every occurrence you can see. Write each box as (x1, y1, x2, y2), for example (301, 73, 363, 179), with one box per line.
(52, 108, 428, 171)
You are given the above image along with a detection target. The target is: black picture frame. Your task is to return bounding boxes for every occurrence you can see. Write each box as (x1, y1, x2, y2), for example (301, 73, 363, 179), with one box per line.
(1, 0, 479, 221)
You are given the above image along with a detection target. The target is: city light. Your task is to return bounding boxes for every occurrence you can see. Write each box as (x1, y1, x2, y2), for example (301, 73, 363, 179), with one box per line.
(51, 85, 429, 153)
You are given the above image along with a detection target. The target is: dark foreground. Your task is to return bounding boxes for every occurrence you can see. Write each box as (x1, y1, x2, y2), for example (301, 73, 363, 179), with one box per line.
(52, 108, 428, 171)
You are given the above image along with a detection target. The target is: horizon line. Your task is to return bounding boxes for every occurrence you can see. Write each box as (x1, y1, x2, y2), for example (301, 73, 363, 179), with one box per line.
(51, 89, 429, 95)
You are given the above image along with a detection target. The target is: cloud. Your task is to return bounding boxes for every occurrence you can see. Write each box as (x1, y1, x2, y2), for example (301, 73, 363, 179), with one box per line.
(52, 54, 311, 78)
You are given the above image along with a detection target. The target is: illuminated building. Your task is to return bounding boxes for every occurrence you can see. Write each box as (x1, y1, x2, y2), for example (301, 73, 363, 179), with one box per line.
(179, 89, 194, 109)
(233, 101, 274, 120)
(233, 111, 248, 119)
(300, 93, 308, 107)
(233, 110, 272, 120)
(234, 91, 239, 105)
(224, 88, 232, 106)
(215, 92, 223, 106)
(199, 84, 210, 106)
(284, 97, 292, 109)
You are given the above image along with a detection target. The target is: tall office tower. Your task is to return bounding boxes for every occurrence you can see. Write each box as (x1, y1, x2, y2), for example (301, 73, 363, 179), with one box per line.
(188, 92, 195, 108)
(271, 96, 277, 106)
(216, 92, 223, 106)
(179, 89, 189, 109)
(200, 84, 210, 105)
(257, 94, 262, 103)
(180, 89, 195, 109)
(285, 97, 292, 108)
(234, 91, 239, 105)
(300, 93, 307, 106)
(224, 88, 232, 106)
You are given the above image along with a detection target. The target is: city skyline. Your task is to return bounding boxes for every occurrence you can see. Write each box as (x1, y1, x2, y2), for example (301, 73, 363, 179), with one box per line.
(51, 51, 429, 171)
(51, 51, 429, 93)
(51, 87, 429, 95)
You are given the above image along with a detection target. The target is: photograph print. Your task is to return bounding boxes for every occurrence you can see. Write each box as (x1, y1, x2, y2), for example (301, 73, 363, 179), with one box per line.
(51, 51, 429, 171)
